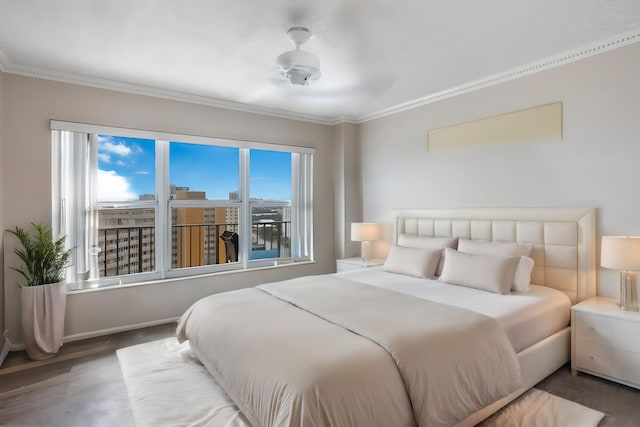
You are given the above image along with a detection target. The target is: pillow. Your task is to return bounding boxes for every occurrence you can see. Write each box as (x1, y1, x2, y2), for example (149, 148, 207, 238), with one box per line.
(438, 248, 520, 294)
(457, 239, 532, 257)
(457, 239, 535, 292)
(397, 234, 458, 275)
(397, 234, 459, 250)
(383, 245, 442, 278)
(513, 256, 535, 293)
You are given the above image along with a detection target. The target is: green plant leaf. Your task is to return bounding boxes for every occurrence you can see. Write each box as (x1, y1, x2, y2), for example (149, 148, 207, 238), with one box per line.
(7, 223, 73, 287)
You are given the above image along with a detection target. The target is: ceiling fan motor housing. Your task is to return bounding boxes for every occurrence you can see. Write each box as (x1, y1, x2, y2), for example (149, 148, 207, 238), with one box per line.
(276, 49, 321, 85)
(276, 27, 321, 85)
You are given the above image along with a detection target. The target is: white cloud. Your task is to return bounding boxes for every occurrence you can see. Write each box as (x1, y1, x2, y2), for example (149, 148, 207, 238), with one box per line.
(97, 169, 137, 201)
(98, 152, 111, 163)
(135, 170, 151, 175)
(101, 141, 133, 157)
(98, 135, 114, 144)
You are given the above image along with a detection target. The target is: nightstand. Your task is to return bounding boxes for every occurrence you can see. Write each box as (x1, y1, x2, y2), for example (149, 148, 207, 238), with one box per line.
(336, 257, 384, 273)
(571, 296, 640, 390)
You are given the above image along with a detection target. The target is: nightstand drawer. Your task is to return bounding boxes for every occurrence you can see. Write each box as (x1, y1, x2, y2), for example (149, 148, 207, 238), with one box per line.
(613, 319, 640, 353)
(575, 311, 613, 346)
(575, 340, 612, 376)
(572, 297, 640, 390)
(612, 349, 640, 386)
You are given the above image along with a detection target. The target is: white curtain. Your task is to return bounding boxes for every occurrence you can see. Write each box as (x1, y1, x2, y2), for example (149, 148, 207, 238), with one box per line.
(51, 130, 96, 284)
(291, 153, 313, 259)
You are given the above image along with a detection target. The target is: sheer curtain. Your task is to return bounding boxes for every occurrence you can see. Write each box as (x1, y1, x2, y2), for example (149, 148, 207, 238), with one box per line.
(291, 152, 313, 260)
(51, 130, 98, 284)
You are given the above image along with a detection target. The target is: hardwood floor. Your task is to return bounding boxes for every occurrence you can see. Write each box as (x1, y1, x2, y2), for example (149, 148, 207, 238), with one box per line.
(537, 365, 640, 427)
(1, 322, 639, 426)
(0, 323, 176, 427)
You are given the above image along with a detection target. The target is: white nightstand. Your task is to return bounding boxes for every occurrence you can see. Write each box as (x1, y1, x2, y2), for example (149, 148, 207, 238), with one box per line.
(571, 296, 640, 390)
(336, 257, 384, 273)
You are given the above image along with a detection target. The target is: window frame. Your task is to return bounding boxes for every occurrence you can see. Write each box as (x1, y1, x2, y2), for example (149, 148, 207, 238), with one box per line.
(51, 120, 314, 289)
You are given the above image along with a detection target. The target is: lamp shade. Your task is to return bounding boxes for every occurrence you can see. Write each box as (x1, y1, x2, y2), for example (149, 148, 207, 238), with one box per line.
(601, 236, 640, 271)
(351, 223, 381, 242)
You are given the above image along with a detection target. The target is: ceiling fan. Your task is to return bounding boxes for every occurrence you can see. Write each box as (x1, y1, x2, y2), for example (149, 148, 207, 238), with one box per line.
(275, 27, 321, 85)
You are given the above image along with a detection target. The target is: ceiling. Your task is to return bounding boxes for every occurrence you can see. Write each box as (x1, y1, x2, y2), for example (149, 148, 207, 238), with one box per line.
(1, 0, 639, 124)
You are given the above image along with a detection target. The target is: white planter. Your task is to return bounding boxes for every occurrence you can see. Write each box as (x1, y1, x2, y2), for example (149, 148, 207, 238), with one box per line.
(21, 282, 66, 360)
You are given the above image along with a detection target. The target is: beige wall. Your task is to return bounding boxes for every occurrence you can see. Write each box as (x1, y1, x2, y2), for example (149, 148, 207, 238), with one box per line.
(359, 42, 640, 299)
(2, 74, 336, 346)
(333, 122, 362, 259)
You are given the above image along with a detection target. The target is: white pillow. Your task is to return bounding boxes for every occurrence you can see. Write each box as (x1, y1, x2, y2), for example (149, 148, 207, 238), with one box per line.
(457, 239, 534, 292)
(383, 245, 442, 278)
(457, 239, 532, 257)
(397, 234, 459, 250)
(438, 248, 520, 294)
(397, 235, 458, 275)
(513, 256, 535, 293)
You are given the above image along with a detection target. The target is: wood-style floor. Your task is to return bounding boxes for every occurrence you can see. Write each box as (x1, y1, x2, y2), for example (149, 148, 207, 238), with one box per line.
(0, 323, 176, 427)
(1, 322, 639, 426)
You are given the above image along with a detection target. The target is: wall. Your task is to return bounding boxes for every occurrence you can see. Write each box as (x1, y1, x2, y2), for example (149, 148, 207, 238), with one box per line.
(333, 122, 362, 259)
(359, 42, 640, 299)
(2, 74, 336, 346)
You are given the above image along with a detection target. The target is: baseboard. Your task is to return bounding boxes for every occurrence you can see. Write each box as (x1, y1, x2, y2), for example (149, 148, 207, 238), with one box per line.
(5, 317, 180, 352)
(62, 317, 180, 344)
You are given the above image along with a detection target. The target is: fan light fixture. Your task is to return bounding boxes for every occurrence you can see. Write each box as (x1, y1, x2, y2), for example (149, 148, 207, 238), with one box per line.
(276, 27, 321, 86)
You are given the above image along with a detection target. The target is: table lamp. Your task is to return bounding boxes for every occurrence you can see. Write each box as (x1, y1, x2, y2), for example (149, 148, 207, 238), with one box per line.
(601, 236, 640, 311)
(351, 223, 381, 261)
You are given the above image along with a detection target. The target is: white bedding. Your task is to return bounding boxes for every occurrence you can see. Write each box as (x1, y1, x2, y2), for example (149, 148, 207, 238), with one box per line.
(338, 267, 571, 353)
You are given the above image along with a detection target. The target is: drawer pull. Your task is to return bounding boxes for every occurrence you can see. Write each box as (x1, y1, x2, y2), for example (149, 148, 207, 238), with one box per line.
(590, 356, 594, 360)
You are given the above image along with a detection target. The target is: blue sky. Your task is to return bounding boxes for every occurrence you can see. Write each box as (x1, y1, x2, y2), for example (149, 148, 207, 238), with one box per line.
(97, 135, 292, 201)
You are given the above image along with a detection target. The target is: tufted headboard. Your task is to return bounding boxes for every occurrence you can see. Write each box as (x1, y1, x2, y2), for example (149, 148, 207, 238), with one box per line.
(392, 208, 596, 304)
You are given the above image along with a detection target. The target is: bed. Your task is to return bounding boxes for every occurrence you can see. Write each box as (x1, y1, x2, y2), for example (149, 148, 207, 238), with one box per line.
(177, 207, 596, 427)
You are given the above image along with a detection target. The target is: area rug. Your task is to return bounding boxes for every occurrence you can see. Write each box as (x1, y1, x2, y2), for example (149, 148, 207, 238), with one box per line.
(118, 337, 605, 427)
(478, 388, 604, 427)
(117, 337, 250, 427)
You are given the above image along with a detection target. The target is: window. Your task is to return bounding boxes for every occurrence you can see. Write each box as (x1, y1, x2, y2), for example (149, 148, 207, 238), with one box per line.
(96, 136, 156, 278)
(169, 142, 240, 269)
(249, 150, 292, 261)
(52, 122, 313, 289)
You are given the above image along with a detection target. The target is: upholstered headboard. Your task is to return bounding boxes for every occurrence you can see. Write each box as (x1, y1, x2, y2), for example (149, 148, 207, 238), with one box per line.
(392, 208, 596, 304)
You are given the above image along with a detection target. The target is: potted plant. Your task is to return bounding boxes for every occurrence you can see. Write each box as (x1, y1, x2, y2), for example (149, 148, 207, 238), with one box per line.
(8, 223, 72, 360)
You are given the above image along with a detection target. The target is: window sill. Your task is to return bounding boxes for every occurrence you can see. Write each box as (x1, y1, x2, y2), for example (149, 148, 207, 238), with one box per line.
(66, 260, 317, 294)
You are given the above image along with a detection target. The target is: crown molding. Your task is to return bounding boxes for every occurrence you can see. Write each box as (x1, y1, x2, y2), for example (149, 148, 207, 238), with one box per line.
(0, 55, 335, 125)
(2, 28, 639, 126)
(329, 115, 359, 125)
(355, 28, 640, 123)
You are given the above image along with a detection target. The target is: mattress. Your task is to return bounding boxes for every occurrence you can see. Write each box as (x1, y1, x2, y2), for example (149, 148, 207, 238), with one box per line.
(338, 267, 571, 353)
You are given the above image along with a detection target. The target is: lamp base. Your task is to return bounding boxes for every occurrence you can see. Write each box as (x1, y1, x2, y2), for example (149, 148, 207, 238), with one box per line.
(619, 271, 639, 311)
(360, 241, 371, 262)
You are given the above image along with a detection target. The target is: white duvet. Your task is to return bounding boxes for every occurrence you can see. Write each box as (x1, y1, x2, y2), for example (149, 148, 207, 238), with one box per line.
(178, 275, 523, 427)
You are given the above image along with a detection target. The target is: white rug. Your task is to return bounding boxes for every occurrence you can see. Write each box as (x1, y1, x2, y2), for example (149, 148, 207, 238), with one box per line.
(479, 388, 604, 427)
(117, 338, 250, 427)
(118, 338, 605, 427)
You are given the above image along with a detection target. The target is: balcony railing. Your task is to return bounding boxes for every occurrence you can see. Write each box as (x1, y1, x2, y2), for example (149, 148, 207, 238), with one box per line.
(97, 221, 290, 277)
(99, 226, 155, 276)
(172, 223, 239, 267)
